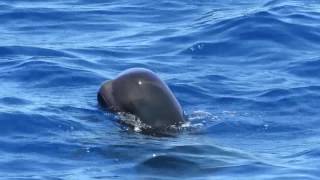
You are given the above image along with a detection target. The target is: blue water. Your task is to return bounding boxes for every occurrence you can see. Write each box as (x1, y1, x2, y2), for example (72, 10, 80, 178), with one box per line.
(1, 0, 320, 179)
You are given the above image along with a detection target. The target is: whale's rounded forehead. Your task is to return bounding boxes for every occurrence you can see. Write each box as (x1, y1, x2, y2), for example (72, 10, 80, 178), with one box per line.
(117, 68, 160, 82)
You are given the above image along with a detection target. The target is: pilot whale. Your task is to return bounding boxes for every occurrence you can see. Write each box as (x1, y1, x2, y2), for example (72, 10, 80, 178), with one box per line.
(98, 68, 185, 132)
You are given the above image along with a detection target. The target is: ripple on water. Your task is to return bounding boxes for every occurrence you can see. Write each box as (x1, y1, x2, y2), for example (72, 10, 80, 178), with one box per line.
(134, 144, 277, 179)
(0, 59, 101, 88)
(287, 58, 320, 79)
(0, 46, 75, 58)
(0, 97, 32, 106)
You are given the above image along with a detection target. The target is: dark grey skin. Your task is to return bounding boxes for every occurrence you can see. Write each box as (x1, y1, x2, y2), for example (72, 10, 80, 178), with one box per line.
(98, 68, 185, 131)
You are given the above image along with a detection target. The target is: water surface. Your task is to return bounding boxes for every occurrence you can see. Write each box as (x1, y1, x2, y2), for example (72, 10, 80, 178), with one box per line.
(1, 0, 320, 179)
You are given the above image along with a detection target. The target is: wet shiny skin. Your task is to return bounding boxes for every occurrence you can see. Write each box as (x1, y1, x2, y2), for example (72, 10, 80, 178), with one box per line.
(98, 68, 185, 131)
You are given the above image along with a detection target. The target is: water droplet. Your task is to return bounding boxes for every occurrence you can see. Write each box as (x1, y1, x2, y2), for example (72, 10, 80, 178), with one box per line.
(134, 126, 141, 132)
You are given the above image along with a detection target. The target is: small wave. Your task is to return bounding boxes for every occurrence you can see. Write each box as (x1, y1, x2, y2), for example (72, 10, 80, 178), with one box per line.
(170, 83, 213, 106)
(0, 112, 74, 136)
(16, 23, 127, 34)
(0, 59, 101, 88)
(136, 155, 201, 176)
(0, 8, 86, 23)
(0, 46, 75, 58)
(66, 47, 139, 59)
(180, 4, 320, 60)
(287, 58, 320, 79)
(134, 144, 273, 178)
(0, 4, 12, 10)
(182, 41, 246, 57)
(258, 88, 292, 98)
(0, 97, 32, 106)
(285, 147, 320, 159)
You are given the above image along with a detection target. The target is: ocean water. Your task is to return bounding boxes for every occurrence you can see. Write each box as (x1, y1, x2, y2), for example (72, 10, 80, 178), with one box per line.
(1, 0, 320, 179)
